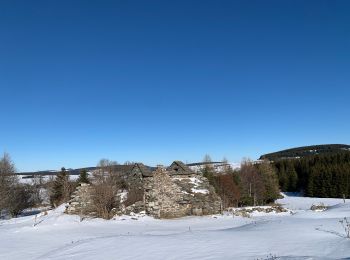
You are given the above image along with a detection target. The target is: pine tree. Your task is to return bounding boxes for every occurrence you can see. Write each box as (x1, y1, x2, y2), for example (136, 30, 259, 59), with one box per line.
(201, 155, 216, 189)
(272, 150, 350, 198)
(278, 165, 289, 191)
(306, 169, 314, 197)
(286, 164, 298, 192)
(258, 161, 280, 203)
(77, 169, 90, 184)
(50, 167, 71, 207)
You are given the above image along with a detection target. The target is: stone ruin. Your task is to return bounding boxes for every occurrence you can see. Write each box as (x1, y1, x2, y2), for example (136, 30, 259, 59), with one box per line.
(65, 161, 222, 219)
(65, 183, 96, 217)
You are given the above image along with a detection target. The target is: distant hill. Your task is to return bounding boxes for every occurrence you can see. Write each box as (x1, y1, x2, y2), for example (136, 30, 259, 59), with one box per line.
(17, 165, 133, 178)
(260, 144, 350, 161)
(17, 161, 240, 180)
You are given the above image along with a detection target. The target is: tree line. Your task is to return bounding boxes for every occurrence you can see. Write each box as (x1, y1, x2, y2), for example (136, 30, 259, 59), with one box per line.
(273, 151, 350, 198)
(0, 154, 141, 220)
(260, 144, 350, 161)
(202, 156, 281, 208)
(0, 152, 97, 218)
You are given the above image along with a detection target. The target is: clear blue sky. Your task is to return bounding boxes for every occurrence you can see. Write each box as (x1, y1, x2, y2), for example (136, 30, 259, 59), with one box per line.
(1, 0, 349, 172)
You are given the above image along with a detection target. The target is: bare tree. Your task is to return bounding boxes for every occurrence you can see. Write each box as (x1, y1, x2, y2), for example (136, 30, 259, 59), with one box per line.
(0, 153, 18, 213)
(91, 159, 121, 219)
(124, 161, 135, 166)
(30, 175, 43, 206)
(0, 153, 35, 217)
(222, 157, 235, 174)
(216, 174, 241, 208)
(240, 159, 265, 206)
(93, 159, 118, 181)
(201, 154, 215, 175)
(0, 152, 17, 185)
(203, 154, 212, 163)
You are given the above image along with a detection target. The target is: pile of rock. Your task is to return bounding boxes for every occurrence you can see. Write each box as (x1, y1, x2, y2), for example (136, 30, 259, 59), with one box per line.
(143, 168, 222, 218)
(228, 205, 289, 218)
(310, 203, 328, 212)
(125, 201, 145, 215)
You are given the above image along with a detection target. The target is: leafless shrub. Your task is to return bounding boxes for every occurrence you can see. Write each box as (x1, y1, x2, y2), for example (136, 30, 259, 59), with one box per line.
(30, 175, 44, 206)
(91, 159, 121, 219)
(6, 184, 35, 217)
(92, 182, 118, 219)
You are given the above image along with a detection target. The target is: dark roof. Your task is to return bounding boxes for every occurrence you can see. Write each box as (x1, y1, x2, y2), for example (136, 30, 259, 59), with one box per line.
(168, 161, 193, 175)
(132, 163, 154, 177)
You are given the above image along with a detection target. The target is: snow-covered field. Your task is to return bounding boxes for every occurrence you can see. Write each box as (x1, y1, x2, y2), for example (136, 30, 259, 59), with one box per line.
(1, 194, 349, 260)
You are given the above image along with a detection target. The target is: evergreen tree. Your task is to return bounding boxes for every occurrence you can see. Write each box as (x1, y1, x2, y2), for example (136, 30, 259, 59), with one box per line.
(50, 167, 71, 207)
(305, 169, 314, 197)
(286, 163, 298, 192)
(77, 169, 90, 184)
(273, 151, 350, 198)
(278, 165, 289, 191)
(201, 155, 216, 189)
(257, 161, 280, 203)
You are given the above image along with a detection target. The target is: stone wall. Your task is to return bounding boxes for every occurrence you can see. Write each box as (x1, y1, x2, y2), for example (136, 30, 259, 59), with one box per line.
(65, 183, 96, 217)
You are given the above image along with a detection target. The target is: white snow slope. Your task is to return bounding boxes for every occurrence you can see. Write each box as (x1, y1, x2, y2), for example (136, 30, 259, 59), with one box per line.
(1, 194, 350, 260)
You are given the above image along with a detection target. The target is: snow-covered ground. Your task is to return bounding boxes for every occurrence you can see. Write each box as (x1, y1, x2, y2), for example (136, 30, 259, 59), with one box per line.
(18, 174, 82, 184)
(1, 194, 350, 259)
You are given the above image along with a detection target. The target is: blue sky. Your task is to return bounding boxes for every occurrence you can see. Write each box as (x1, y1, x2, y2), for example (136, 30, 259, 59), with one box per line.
(1, 0, 350, 172)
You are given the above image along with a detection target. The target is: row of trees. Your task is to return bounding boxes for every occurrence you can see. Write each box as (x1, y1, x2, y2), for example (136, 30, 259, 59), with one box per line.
(274, 152, 350, 198)
(202, 156, 280, 208)
(0, 155, 133, 220)
(0, 152, 94, 218)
